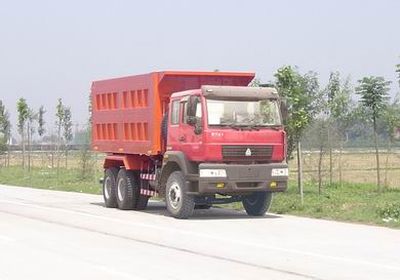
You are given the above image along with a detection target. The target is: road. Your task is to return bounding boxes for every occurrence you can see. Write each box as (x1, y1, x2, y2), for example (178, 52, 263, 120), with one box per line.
(0, 185, 399, 280)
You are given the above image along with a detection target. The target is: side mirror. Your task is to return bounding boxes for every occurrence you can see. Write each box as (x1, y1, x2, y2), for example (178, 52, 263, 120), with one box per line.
(187, 116, 197, 125)
(187, 96, 199, 126)
(280, 99, 288, 124)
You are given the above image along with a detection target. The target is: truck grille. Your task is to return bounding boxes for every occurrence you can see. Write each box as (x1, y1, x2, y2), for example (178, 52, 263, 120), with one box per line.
(222, 145, 273, 161)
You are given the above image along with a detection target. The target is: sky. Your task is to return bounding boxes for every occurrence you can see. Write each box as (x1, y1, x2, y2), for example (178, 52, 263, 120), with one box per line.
(1, 0, 399, 134)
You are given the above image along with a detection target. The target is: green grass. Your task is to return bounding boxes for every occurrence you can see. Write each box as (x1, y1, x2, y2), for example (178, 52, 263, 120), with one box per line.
(0, 166, 101, 194)
(226, 181, 400, 228)
(1, 166, 399, 228)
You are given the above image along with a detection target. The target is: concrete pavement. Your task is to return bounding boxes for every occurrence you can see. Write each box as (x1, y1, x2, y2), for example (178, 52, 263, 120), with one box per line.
(0, 184, 399, 280)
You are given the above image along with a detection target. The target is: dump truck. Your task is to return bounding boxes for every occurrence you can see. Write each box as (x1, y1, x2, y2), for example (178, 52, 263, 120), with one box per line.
(91, 71, 288, 218)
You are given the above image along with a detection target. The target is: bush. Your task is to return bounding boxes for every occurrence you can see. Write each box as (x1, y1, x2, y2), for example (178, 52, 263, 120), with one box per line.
(377, 203, 400, 220)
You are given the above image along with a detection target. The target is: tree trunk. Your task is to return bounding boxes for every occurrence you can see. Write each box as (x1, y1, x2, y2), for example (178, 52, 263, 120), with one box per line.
(373, 117, 381, 191)
(27, 124, 31, 172)
(384, 139, 391, 188)
(21, 131, 25, 169)
(328, 123, 333, 186)
(339, 140, 343, 187)
(318, 144, 323, 195)
(297, 141, 304, 204)
(7, 144, 10, 167)
(65, 146, 68, 169)
(57, 127, 61, 178)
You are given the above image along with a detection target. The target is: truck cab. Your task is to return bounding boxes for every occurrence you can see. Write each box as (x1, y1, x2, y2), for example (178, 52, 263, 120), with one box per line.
(161, 85, 288, 218)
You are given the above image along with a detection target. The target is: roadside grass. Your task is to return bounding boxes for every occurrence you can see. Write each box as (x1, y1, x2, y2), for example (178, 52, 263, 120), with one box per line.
(1, 165, 400, 229)
(0, 166, 101, 195)
(226, 181, 400, 228)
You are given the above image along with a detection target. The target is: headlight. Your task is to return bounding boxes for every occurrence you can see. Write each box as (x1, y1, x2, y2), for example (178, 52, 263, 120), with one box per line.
(199, 169, 227, 178)
(271, 168, 288, 177)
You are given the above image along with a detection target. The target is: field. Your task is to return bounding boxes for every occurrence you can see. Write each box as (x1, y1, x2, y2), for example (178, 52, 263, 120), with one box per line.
(0, 149, 399, 228)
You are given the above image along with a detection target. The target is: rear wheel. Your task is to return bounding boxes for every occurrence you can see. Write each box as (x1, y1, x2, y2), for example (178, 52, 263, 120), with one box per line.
(242, 191, 273, 216)
(116, 169, 138, 210)
(103, 167, 119, 208)
(166, 171, 195, 219)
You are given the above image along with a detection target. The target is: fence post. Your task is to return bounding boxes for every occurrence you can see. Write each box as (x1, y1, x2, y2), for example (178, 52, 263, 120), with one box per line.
(297, 141, 304, 204)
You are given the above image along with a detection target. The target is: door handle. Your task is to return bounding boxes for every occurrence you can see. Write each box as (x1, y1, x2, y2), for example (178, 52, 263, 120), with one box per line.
(179, 135, 186, 142)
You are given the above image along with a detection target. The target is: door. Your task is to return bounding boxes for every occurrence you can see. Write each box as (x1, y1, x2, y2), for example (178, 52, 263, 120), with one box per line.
(179, 96, 203, 160)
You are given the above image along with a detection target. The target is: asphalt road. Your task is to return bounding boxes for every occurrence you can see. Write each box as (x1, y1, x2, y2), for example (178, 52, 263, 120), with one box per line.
(0, 185, 399, 280)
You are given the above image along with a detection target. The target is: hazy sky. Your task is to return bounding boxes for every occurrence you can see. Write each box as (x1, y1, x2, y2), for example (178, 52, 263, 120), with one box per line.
(1, 0, 399, 133)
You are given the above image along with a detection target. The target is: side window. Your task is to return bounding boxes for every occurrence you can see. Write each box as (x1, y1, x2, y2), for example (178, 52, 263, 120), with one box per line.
(182, 102, 187, 123)
(171, 100, 180, 125)
(195, 101, 202, 118)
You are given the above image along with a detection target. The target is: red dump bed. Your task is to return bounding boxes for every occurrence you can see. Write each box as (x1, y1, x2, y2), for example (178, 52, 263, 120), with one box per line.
(91, 71, 255, 155)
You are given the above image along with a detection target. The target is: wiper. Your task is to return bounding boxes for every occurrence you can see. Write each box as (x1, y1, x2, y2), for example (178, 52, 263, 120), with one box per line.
(229, 123, 259, 131)
(227, 124, 241, 130)
(245, 124, 283, 131)
(215, 123, 241, 130)
(244, 124, 260, 131)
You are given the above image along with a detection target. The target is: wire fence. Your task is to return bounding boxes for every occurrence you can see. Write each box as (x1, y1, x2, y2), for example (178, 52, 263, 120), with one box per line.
(289, 149, 400, 188)
(1, 149, 399, 188)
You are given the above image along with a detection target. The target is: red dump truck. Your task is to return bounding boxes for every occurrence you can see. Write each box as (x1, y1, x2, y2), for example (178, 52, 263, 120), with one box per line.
(91, 71, 288, 218)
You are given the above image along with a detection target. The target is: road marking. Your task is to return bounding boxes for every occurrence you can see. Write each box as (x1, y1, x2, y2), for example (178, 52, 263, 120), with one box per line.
(0, 198, 399, 273)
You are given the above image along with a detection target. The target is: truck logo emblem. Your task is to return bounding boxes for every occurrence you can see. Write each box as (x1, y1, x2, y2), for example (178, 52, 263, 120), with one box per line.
(245, 148, 252, 156)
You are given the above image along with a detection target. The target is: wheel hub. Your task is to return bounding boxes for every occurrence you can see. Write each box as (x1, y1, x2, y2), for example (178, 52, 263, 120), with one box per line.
(168, 183, 182, 209)
(104, 177, 112, 199)
(117, 178, 125, 201)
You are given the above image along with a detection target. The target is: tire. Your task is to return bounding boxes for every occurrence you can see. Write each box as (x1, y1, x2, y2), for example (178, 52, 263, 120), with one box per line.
(242, 191, 273, 216)
(116, 169, 139, 210)
(166, 171, 195, 219)
(136, 193, 149, 210)
(132, 172, 149, 210)
(103, 167, 119, 208)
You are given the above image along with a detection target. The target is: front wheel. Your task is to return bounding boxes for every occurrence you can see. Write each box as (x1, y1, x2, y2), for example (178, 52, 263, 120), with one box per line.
(242, 192, 273, 216)
(166, 171, 195, 219)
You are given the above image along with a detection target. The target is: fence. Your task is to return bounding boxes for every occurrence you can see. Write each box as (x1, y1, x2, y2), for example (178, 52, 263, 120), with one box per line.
(289, 149, 400, 188)
(1, 149, 399, 188)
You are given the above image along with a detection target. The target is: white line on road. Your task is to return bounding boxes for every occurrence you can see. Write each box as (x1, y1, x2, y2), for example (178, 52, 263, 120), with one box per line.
(0, 198, 399, 273)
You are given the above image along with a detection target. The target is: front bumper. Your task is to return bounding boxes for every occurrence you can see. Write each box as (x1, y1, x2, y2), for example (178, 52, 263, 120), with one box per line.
(196, 163, 288, 194)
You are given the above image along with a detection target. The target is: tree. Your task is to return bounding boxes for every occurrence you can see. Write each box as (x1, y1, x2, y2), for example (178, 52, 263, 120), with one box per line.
(326, 73, 354, 185)
(382, 95, 400, 186)
(396, 62, 400, 87)
(355, 76, 391, 191)
(26, 109, 37, 171)
(55, 98, 65, 174)
(37, 105, 46, 167)
(274, 66, 322, 203)
(0, 101, 11, 160)
(38, 106, 46, 138)
(17, 98, 29, 168)
(62, 107, 73, 167)
(79, 93, 94, 179)
(325, 72, 340, 185)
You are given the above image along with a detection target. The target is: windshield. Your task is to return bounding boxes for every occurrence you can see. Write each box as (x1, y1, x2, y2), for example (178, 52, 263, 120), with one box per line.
(206, 99, 281, 127)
